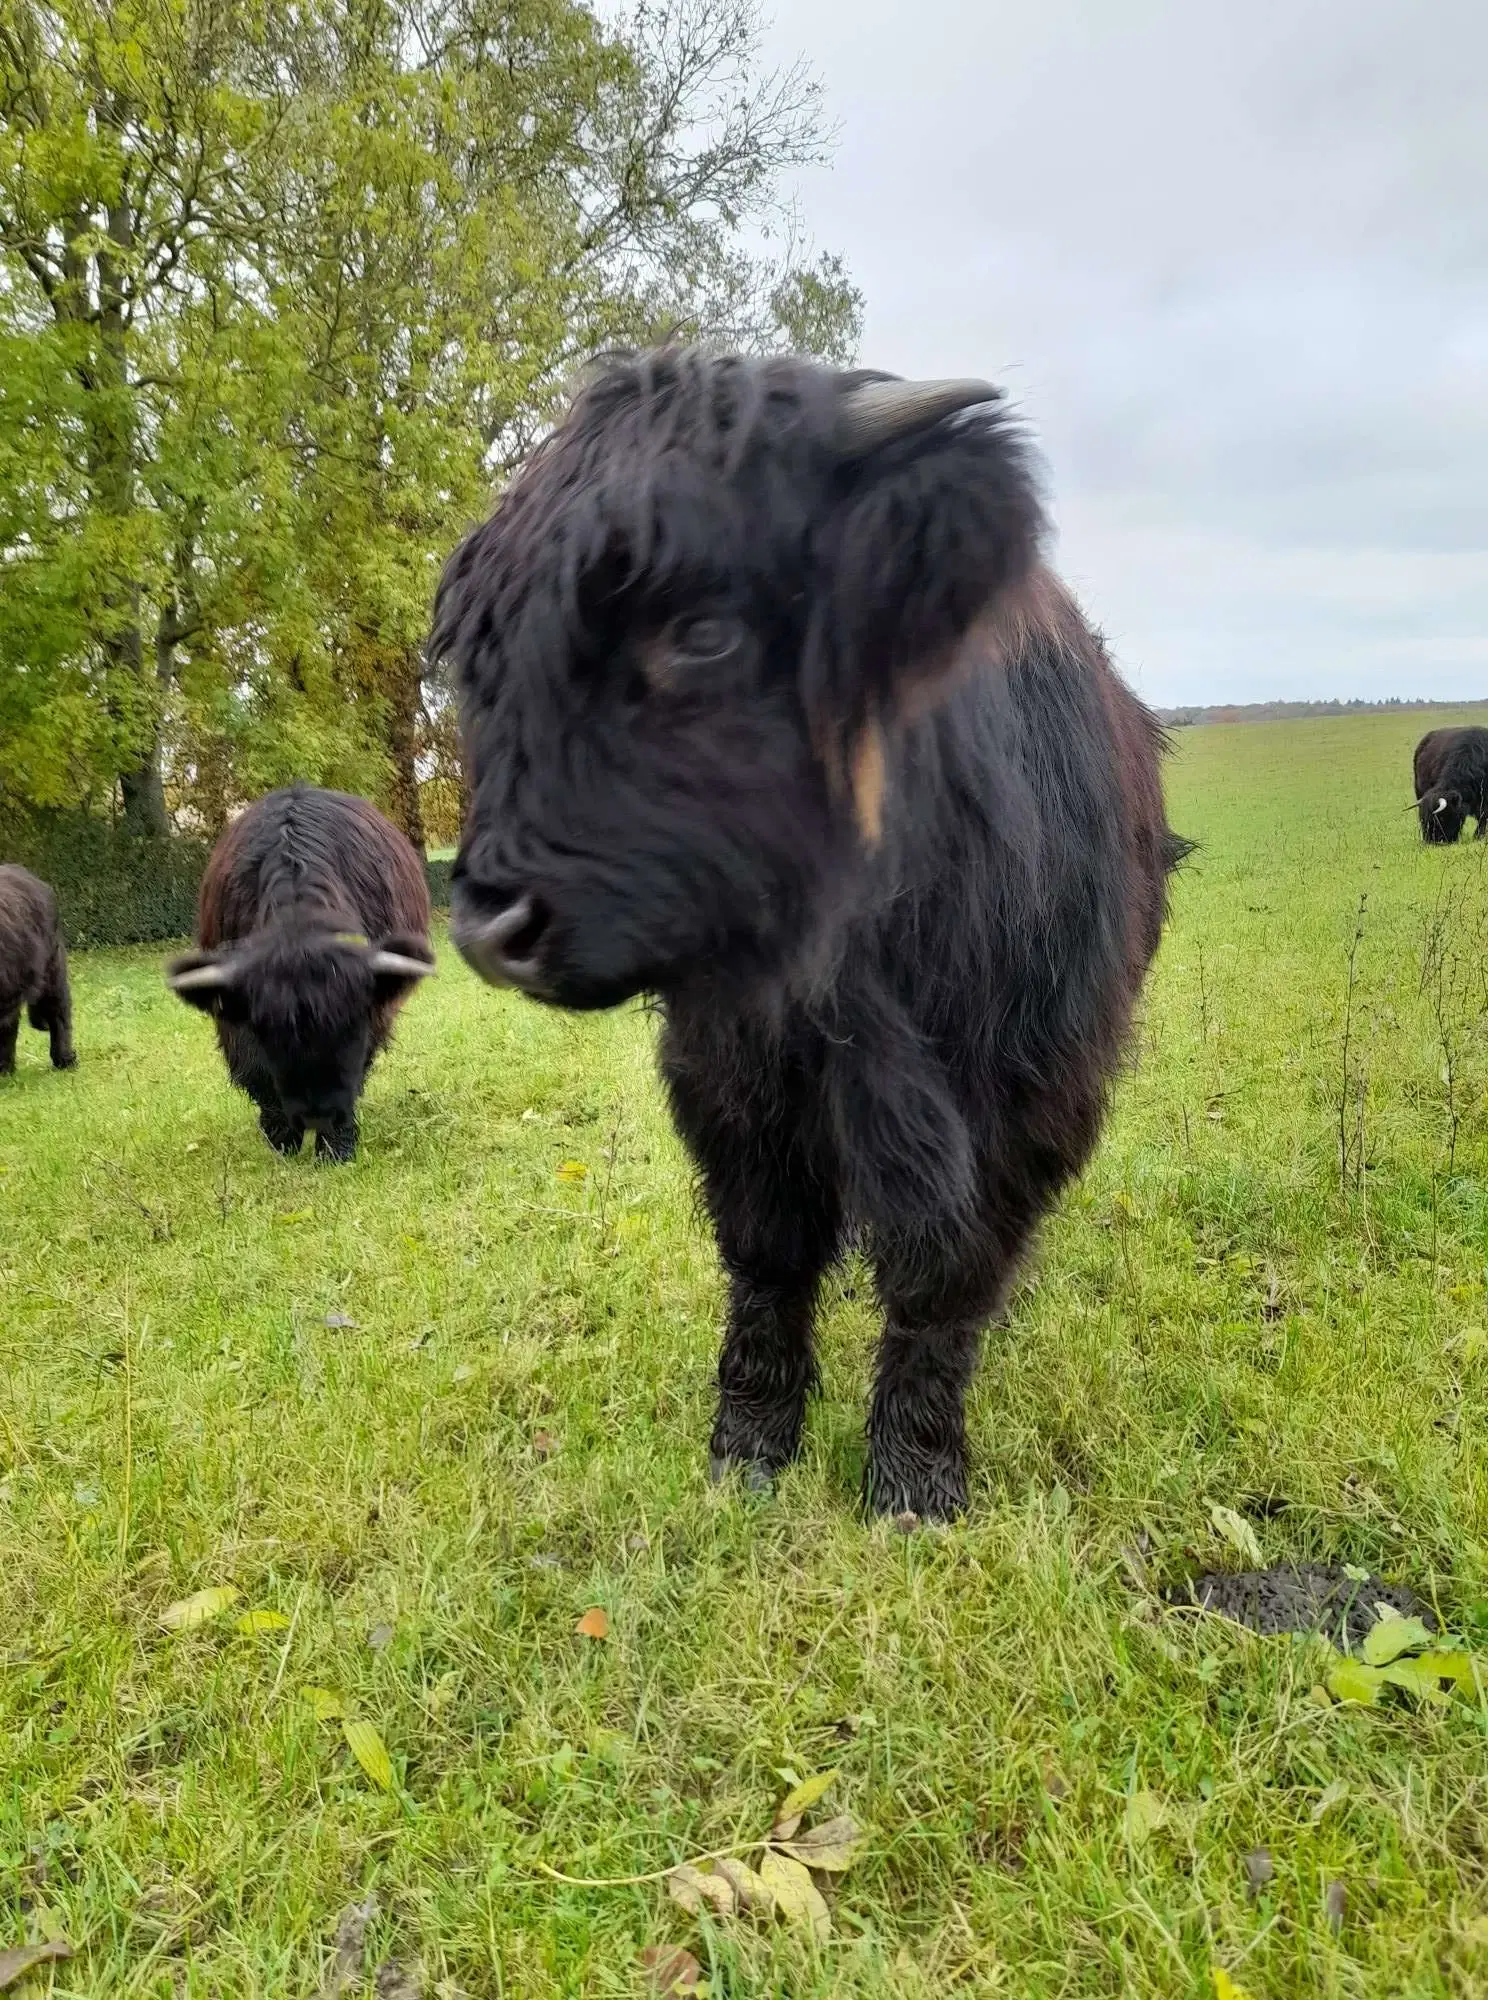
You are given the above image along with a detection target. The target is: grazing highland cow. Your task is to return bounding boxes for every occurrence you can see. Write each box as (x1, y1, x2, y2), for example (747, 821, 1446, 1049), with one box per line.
(166, 786, 434, 1160)
(0, 865, 76, 1075)
(1413, 726, 1488, 843)
(436, 349, 1186, 1519)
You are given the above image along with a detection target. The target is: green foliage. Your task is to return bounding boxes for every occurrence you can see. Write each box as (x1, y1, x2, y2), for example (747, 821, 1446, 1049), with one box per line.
(0, 0, 861, 838)
(0, 805, 454, 944)
(4, 715, 1488, 1995)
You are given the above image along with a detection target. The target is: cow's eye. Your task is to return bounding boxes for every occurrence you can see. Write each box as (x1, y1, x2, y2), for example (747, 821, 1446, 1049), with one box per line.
(671, 616, 744, 665)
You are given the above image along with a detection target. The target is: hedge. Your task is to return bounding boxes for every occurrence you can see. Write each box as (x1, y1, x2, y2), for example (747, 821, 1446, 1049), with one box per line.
(0, 810, 454, 950)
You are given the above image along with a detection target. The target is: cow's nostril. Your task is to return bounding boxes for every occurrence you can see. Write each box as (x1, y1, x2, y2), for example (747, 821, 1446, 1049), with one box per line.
(450, 886, 554, 990)
(497, 895, 550, 963)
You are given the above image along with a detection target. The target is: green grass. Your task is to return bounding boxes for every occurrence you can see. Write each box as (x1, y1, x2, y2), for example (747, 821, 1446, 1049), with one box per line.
(5, 711, 1488, 1998)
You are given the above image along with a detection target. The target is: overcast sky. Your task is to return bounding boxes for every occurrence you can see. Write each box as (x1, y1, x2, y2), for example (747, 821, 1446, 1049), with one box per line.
(759, 0, 1488, 705)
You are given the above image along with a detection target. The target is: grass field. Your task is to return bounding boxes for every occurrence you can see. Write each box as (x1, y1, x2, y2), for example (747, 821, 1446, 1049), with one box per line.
(5, 711, 1488, 1998)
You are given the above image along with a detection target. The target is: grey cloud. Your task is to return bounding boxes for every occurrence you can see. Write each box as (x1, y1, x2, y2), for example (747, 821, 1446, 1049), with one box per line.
(761, 0, 1488, 701)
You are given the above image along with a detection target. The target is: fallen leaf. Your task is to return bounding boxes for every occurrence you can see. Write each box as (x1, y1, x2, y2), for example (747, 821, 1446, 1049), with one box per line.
(1414, 1649, 1480, 1697)
(1208, 1504, 1263, 1566)
(343, 1717, 395, 1790)
(771, 1767, 837, 1837)
(159, 1584, 240, 1632)
(759, 1850, 832, 1941)
(373, 1961, 421, 2000)
(1362, 1613, 1435, 1666)
(324, 1312, 359, 1330)
(556, 1159, 588, 1183)
(713, 1856, 775, 1913)
(367, 1622, 395, 1652)
(773, 1814, 864, 1873)
(1324, 1878, 1347, 1935)
(317, 1896, 377, 2000)
(638, 1945, 705, 1995)
(1262, 1271, 1283, 1320)
(575, 1606, 609, 1640)
(235, 1608, 290, 1635)
(1341, 1562, 1372, 1582)
(277, 1209, 314, 1225)
(1124, 1789, 1166, 1843)
(1243, 1849, 1274, 1896)
(1459, 1914, 1488, 1947)
(667, 1863, 735, 1919)
(1379, 1657, 1452, 1705)
(303, 1686, 347, 1720)
(1211, 1971, 1255, 2000)
(532, 1430, 557, 1459)
(1325, 1657, 1383, 1706)
(0, 1940, 72, 1989)
(1311, 1778, 1349, 1822)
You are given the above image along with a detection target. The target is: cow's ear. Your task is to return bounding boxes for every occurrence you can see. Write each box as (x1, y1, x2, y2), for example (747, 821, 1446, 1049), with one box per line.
(165, 949, 242, 1016)
(803, 378, 1043, 842)
(367, 933, 436, 1003)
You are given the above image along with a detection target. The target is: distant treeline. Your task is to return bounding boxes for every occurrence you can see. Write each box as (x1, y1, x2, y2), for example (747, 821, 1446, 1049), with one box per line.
(1159, 698, 1488, 727)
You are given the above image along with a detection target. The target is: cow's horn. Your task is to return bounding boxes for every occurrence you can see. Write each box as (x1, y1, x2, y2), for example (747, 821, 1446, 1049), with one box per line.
(1437, 797, 1449, 812)
(166, 962, 234, 992)
(367, 949, 435, 979)
(835, 377, 999, 459)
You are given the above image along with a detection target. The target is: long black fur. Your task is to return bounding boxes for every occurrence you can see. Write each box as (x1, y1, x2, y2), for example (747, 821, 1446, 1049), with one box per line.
(165, 786, 433, 1160)
(437, 348, 1187, 1518)
(0, 865, 76, 1075)
(1413, 726, 1488, 843)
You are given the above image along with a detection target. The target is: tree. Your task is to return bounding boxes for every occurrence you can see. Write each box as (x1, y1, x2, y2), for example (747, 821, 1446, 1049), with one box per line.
(0, 0, 860, 839)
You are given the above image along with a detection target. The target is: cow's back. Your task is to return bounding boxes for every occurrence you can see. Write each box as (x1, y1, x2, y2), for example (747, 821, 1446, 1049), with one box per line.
(0, 866, 57, 1008)
(199, 788, 430, 947)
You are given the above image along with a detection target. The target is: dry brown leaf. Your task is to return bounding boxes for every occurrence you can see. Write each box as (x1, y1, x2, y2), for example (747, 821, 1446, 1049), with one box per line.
(575, 1607, 609, 1640)
(773, 1814, 864, 1873)
(1243, 1849, 1274, 1897)
(1325, 1879, 1347, 1935)
(532, 1430, 557, 1459)
(0, 1940, 72, 1989)
(373, 1959, 421, 1999)
(759, 1850, 832, 1941)
(714, 1856, 776, 1913)
(317, 1897, 377, 2000)
(666, 1863, 735, 1919)
(638, 1945, 705, 1995)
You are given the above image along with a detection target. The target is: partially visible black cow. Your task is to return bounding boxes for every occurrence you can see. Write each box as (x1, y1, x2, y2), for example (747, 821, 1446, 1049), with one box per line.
(0, 865, 76, 1075)
(166, 786, 434, 1160)
(1414, 726, 1488, 843)
(436, 348, 1187, 1520)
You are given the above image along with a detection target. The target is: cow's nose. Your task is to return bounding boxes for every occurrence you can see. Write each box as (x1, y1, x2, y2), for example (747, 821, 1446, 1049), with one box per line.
(450, 883, 553, 991)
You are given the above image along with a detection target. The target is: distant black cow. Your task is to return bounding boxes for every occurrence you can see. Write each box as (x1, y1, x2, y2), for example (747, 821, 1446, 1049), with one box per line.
(0, 865, 76, 1076)
(435, 349, 1187, 1519)
(166, 786, 434, 1160)
(1414, 726, 1488, 843)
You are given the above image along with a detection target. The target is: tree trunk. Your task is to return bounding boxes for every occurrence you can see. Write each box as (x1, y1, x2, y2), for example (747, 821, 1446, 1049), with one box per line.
(385, 647, 427, 856)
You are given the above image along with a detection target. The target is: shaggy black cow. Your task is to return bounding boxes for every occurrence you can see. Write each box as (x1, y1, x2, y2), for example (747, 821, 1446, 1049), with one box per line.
(0, 865, 76, 1075)
(166, 786, 434, 1160)
(1413, 726, 1488, 842)
(436, 350, 1186, 1519)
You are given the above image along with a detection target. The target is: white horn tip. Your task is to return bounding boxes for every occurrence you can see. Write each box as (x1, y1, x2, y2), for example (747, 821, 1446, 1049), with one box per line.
(368, 950, 436, 979)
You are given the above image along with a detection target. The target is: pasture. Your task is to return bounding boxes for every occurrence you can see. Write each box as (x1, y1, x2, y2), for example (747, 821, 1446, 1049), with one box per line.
(4, 711, 1488, 1998)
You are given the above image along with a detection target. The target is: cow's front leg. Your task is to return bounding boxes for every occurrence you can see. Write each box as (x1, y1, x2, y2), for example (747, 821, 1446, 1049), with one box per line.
(663, 1019, 840, 1488)
(0, 1008, 19, 1076)
(866, 1196, 1044, 1522)
(314, 1114, 359, 1164)
(258, 1101, 305, 1155)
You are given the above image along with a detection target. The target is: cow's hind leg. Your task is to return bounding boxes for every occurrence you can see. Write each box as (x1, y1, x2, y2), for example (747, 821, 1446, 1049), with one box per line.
(0, 1008, 19, 1076)
(866, 1191, 1048, 1522)
(31, 947, 76, 1068)
(663, 1024, 841, 1487)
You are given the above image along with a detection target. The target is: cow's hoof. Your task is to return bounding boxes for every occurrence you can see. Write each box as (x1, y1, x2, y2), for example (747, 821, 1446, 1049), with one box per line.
(261, 1121, 304, 1156)
(865, 1458, 967, 1525)
(709, 1453, 775, 1496)
(314, 1131, 357, 1164)
(53, 1053, 78, 1071)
